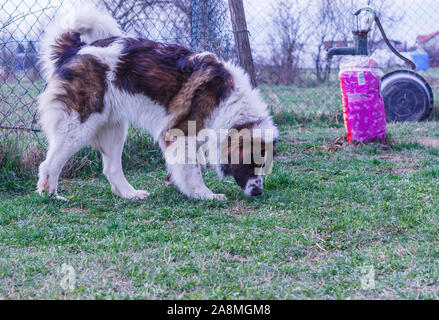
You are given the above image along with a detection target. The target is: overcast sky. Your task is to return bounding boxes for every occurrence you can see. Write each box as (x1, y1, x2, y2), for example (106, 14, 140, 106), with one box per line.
(243, 0, 439, 48)
(2, 0, 439, 52)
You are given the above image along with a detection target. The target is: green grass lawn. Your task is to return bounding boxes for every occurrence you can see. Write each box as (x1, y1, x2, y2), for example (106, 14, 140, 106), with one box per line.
(2, 69, 439, 299)
(2, 118, 439, 299)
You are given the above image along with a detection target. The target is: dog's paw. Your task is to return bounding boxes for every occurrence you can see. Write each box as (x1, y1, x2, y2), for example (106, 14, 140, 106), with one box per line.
(55, 195, 69, 201)
(36, 178, 62, 199)
(200, 193, 227, 201)
(36, 175, 50, 195)
(131, 190, 150, 200)
(190, 192, 227, 201)
(35, 189, 68, 201)
(212, 194, 228, 201)
(113, 186, 150, 200)
(36, 188, 45, 197)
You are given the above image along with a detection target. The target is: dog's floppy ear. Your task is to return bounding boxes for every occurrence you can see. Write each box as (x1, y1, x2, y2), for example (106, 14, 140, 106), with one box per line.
(221, 130, 248, 166)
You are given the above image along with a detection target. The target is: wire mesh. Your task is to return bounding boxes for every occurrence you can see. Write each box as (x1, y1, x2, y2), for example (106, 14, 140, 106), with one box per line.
(0, 0, 231, 174)
(245, 0, 439, 123)
(2, 0, 439, 173)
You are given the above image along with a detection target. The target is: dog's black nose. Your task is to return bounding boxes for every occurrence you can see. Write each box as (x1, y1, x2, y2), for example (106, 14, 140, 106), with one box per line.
(251, 188, 263, 196)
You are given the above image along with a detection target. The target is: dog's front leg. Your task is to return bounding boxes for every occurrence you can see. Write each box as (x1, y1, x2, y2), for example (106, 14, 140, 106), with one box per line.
(93, 122, 149, 200)
(166, 163, 227, 201)
(162, 136, 225, 200)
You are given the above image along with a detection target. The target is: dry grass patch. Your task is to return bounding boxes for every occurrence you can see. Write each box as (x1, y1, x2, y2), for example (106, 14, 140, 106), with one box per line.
(417, 137, 439, 149)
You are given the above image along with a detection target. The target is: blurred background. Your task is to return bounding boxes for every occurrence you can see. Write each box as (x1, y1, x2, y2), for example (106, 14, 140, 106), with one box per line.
(2, 0, 439, 173)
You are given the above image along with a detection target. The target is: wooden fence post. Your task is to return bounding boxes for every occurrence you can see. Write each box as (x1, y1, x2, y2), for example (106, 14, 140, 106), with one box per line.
(228, 0, 257, 88)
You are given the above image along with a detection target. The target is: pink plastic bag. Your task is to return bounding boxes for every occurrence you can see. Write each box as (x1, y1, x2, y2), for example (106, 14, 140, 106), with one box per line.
(339, 57, 387, 143)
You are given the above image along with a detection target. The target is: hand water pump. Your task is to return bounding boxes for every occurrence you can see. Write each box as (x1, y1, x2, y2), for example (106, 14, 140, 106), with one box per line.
(327, 7, 434, 123)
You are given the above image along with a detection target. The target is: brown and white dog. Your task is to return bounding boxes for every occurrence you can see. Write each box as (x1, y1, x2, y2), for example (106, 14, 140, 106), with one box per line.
(37, 4, 278, 201)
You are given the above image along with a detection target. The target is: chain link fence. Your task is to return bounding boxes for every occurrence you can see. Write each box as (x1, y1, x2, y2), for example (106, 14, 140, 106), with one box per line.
(2, 0, 439, 174)
(246, 0, 439, 124)
(0, 0, 232, 175)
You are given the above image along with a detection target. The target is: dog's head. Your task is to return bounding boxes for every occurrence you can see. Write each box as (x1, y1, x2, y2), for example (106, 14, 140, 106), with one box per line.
(220, 124, 277, 197)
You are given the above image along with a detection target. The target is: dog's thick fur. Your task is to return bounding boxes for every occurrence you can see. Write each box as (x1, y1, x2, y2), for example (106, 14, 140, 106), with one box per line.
(37, 4, 278, 201)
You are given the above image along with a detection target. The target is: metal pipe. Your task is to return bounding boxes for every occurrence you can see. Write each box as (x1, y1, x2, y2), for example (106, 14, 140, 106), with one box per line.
(327, 47, 356, 60)
(327, 31, 369, 60)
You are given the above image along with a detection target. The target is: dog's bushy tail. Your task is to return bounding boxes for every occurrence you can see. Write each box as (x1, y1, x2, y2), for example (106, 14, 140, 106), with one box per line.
(39, 1, 123, 81)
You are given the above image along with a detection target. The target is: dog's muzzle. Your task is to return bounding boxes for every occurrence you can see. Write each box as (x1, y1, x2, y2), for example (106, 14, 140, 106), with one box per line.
(243, 176, 264, 197)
